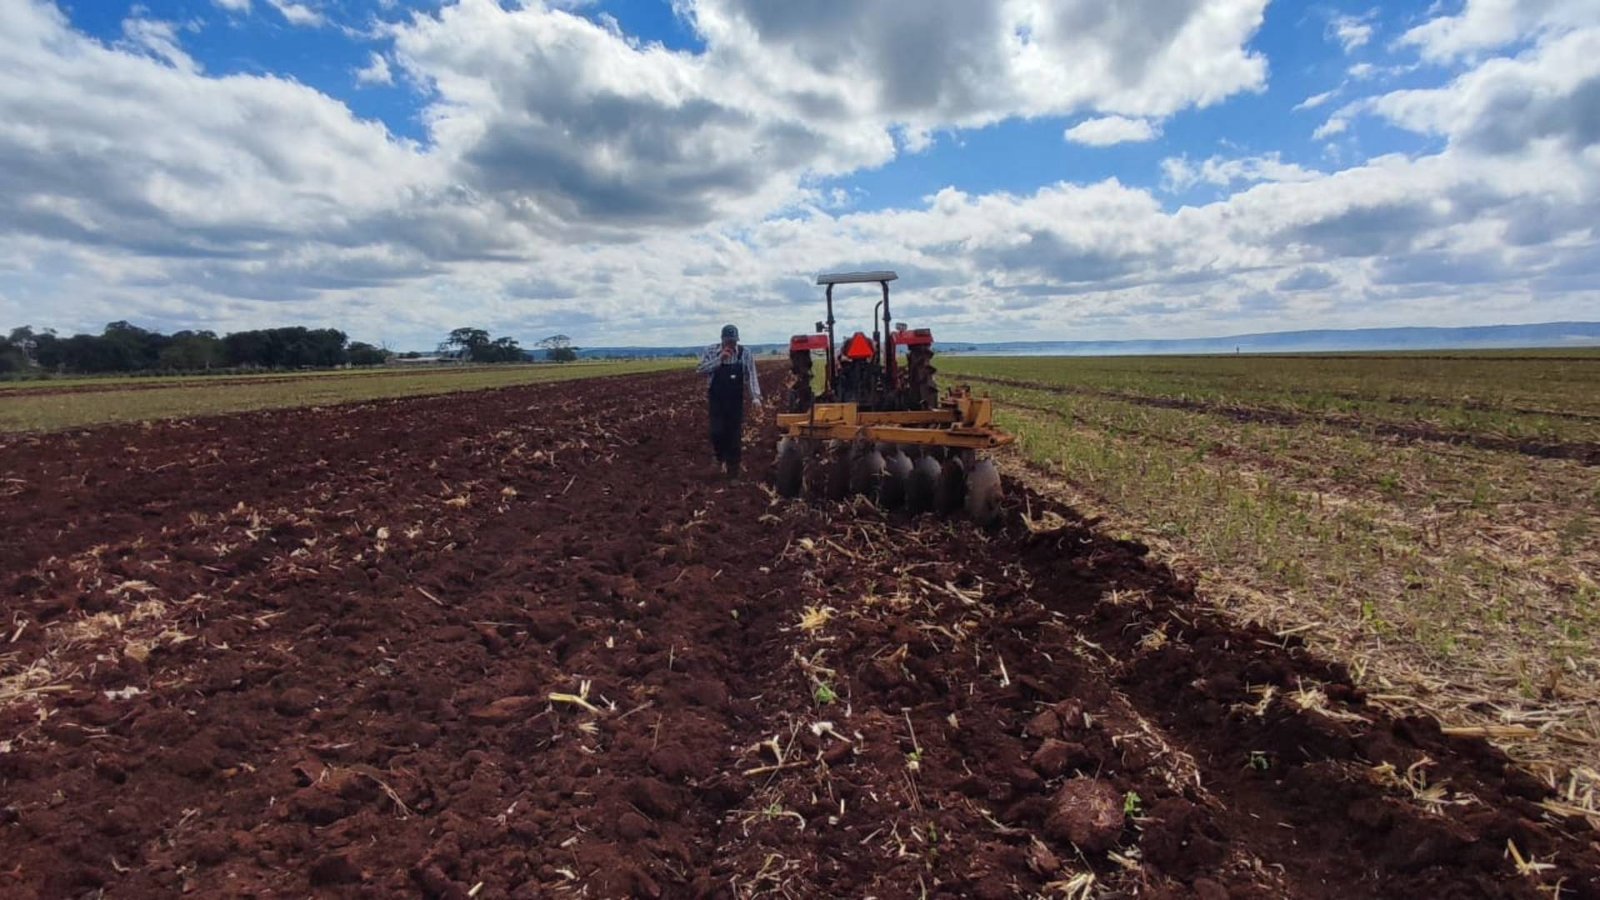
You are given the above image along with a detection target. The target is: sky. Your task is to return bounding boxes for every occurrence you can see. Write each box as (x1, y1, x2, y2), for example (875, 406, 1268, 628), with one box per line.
(0, 0, 1597, 349)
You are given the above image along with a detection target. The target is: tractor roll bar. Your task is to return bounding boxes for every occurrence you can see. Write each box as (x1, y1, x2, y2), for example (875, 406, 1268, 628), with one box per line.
(817, 271, 899, 396)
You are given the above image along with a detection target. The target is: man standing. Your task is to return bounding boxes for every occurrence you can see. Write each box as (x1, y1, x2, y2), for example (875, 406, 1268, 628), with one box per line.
(696, 324, 762, 477)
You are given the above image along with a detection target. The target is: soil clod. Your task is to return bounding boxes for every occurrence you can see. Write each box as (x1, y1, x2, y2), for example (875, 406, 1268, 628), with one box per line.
(1044, 778, 1125, 852)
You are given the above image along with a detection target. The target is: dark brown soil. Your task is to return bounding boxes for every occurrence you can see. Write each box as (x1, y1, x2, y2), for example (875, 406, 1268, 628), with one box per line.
(2, 367, 1596, 898)
(964, 374, 1600, 465)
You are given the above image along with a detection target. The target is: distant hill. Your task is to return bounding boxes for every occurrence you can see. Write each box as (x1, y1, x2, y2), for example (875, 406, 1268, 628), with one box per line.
(532, 322, 1600, 360)
(567, 344, 787, 360)
(941, 322, 1600, 356)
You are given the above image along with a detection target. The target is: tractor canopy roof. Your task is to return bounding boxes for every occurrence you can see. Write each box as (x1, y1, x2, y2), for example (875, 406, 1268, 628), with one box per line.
(816, 271, 897, 285)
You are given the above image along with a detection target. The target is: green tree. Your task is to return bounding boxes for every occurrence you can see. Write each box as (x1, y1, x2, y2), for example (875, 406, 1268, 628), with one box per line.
(222, 327, 347, 368)
(223, 329, 272, 367)
(478, 336, 524, 363)
(0, 337, 28, 375)
(441, 328, 523, 363)
(31, 331, 63, 371)
(537, 334, 579, 363)
(347, 341, 388, 366)
(7, 326, 39, 363)
(441, 327, 490, 360)
(158, 331, 223, 370)
(11, 322, 375, 374)
(100, 321, 167, 370)
(57, 333, 126, 372)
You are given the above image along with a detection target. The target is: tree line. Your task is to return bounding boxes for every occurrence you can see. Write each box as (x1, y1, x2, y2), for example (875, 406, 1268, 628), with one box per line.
(0, 323, 385, 375)
(437, 329, 578, 363)
(1, 323, 578, 376)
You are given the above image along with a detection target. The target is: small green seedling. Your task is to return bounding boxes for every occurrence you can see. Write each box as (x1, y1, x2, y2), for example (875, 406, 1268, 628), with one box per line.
(1247, 750, 1271, 772)
(906, 748, 924, 772)
(814, 682, 838, 705)
(1123, 791, 1143, 817)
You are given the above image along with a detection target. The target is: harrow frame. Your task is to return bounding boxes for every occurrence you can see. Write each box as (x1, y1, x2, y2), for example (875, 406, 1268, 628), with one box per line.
(776, 389, 1014, 450)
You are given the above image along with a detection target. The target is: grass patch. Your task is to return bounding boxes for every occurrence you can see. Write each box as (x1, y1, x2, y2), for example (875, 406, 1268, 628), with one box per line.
(942, 352, 1600, 444)
(0, 366, 389, 392)
(0, 361, 685, 433)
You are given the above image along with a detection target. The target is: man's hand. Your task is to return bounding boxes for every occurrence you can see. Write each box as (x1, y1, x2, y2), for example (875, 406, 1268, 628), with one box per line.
(720, 343, 734, 361)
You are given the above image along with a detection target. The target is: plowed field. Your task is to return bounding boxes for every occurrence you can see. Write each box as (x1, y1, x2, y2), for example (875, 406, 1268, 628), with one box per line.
(3, 368, 1597, 899)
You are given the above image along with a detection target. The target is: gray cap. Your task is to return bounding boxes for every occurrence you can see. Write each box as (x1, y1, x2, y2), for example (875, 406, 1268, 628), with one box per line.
(721, 324, 739, 341)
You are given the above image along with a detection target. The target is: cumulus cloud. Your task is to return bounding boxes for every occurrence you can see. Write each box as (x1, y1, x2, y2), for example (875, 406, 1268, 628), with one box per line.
(118, 15, 200, 74)
(1275, 267, 1339, 292)
(1312, 115, 1351, 140)
(684, 0, 1270, 124)
(0, 0, 451, 263)
(2, 0, 1275, 258)
(1294, 88, 1340, 111)
(1065, 116, 1161, 146)
(1402, 0, 1599, 61)
(387, 0, 1267, 230)
(1329, 13, 1375, 53)
(462, 128, 1594, 340)
(390, 0, 887, 230)
(355, 52, 393, 87)
(267, 0, 324, 28)
(1161, 153, 1323, 191)
(213, 0, 250, 11)
(0, 0, 1598, 346)
(1373, 27, 1600, 155)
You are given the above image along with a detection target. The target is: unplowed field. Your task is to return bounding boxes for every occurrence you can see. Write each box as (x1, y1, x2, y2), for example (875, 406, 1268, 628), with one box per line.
(3, 369, 1597, 898)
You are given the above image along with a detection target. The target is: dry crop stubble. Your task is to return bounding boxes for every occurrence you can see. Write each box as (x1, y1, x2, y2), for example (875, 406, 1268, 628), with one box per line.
(941, 353, 1600, 781)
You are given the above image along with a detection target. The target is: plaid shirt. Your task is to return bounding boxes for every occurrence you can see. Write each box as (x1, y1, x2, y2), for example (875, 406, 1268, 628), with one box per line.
(696, 344, 762, 404)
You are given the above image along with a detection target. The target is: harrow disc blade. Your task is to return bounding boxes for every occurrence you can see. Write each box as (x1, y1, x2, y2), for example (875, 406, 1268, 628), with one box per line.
(849, 445, 886, 499)
(907, 454, 940, 513)
(881, 448, 912, 509)
(823, 442, 852, 501)
(936, 456, 967, 515)
(775, 437, 804, 498)
(965, 457, 1004, 525)
(803, 441, 831, 501)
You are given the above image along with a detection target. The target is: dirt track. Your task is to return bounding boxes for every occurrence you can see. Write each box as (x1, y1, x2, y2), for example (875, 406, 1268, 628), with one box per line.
(2, 368, 1597, 898)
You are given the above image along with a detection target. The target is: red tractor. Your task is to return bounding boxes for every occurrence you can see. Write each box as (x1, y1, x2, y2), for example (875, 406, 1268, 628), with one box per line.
(785, 271, 939, 414)
(776, 271, 1012, 522)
